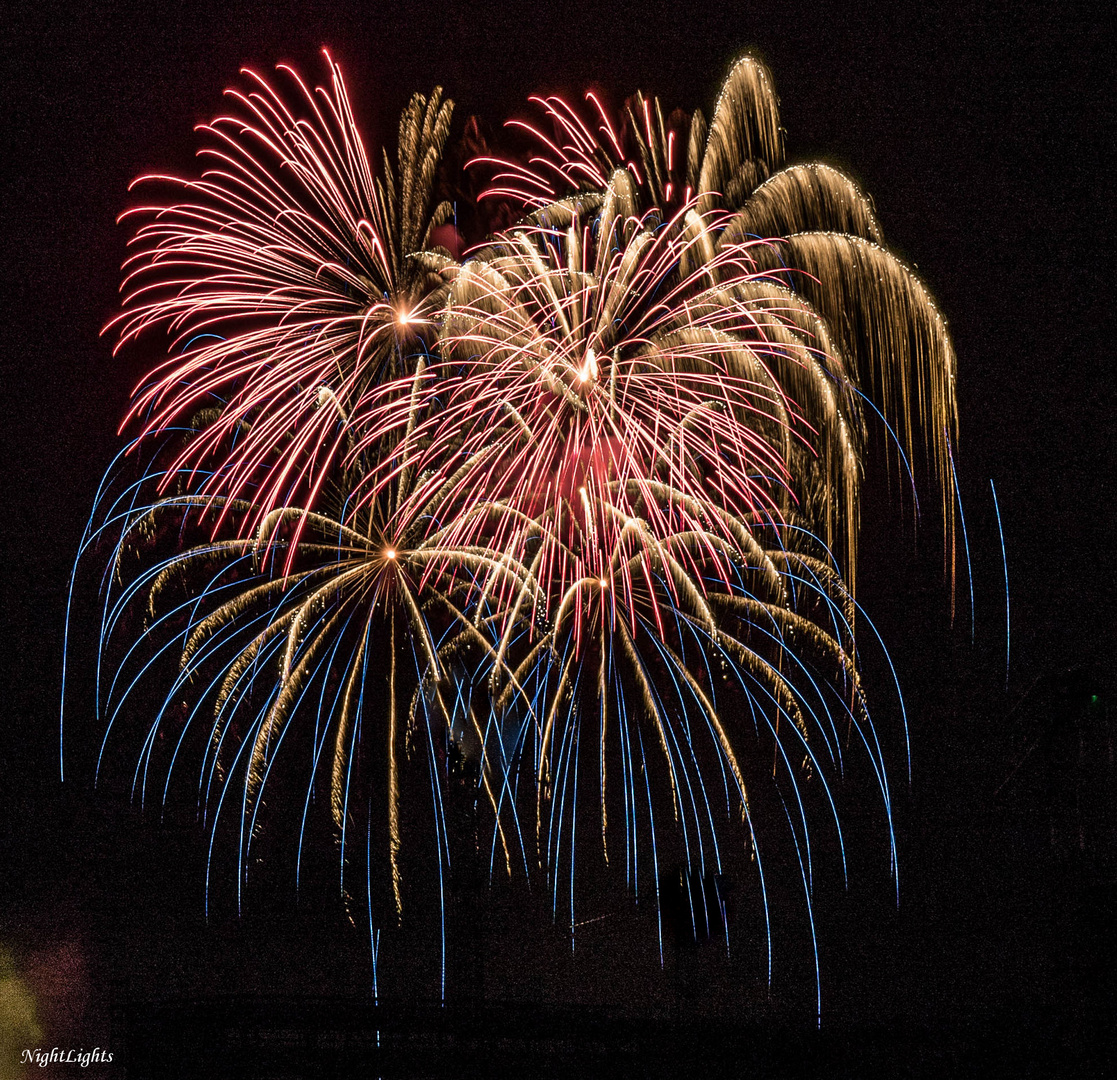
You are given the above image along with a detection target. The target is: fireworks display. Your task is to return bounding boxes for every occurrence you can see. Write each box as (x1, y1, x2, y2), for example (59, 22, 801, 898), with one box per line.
(66, 50, 959, 1010)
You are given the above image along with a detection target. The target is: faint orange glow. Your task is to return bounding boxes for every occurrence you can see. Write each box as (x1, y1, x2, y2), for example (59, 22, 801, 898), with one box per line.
(1, 945, 42, 1074)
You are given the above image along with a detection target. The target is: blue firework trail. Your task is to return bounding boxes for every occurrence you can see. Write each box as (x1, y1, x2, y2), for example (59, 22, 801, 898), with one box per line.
(990, 479, 1010, 687)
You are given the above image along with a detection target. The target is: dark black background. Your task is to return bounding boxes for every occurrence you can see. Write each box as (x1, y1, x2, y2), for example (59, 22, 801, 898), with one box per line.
(2, 1, 1114, 1075)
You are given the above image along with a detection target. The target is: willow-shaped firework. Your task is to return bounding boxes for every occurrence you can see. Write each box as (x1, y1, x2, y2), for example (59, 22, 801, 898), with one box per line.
(480, 56, 959, 573)
(67, 50, 959, 1011)
(111, 52, 453, 542)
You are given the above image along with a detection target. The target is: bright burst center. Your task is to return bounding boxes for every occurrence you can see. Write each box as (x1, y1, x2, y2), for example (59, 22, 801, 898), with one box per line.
(579, 346, 598, 384)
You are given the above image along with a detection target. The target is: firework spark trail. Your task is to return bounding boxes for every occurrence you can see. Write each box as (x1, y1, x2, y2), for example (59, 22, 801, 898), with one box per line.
(64, 51, 964, 1015)
(991, 479, 1010, 687)
(107, 50, 454, 553)
(476, 68, 958, 568)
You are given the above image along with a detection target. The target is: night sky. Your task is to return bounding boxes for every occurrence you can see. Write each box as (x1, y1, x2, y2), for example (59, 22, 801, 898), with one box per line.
(1, 1, 1113, 1075)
